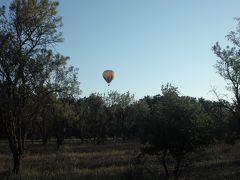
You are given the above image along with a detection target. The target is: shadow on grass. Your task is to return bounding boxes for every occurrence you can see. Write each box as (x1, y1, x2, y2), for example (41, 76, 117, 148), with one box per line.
(185, 159, 240, 179)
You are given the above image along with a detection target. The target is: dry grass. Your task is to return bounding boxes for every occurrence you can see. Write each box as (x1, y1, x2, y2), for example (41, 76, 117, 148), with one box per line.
(1, 140, 240, 179)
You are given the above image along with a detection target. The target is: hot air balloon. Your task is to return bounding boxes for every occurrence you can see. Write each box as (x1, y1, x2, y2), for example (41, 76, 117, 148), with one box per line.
(102, 70, 115, 86)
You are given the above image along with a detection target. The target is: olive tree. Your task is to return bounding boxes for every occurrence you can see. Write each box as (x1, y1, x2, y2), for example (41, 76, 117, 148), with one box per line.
(104, 91, 135, 142)
(138, 84, 213, 179)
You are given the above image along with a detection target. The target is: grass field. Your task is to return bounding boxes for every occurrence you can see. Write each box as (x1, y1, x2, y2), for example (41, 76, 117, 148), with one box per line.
(1, 140, 240, 179)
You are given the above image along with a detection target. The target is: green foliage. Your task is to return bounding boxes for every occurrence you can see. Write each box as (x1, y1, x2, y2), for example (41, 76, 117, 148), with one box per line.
(104, 91, 135, 141)
(85, 94, 107, 143)
(124, 101, 150, 138)
(0, 0, 80, 173)
(69, 91, 139, 143)
(212, 18, 240, 144)
(75, 94, 107, 143)
(138, 84, 213, 178)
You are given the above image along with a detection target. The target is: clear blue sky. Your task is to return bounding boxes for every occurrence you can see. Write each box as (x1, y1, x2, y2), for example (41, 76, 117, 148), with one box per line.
(2, 0, 240, 100)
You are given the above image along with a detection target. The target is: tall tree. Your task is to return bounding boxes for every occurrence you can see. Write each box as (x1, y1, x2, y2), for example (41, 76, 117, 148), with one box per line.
(104, 91, 135, 142)
(74, 97, 91, 142)
(52, 97, 77, 149)
(85, 94, 107, 144)
(0, 0, 80, 173)
(212, 19, 240, 141)
(138, 84, 213, 179)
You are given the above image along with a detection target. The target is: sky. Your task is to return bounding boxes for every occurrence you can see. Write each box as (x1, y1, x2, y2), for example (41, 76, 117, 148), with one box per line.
(1, 0, 240, 100)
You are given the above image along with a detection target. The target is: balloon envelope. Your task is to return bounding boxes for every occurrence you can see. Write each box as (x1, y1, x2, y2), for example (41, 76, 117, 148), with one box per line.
(103, 70, 115, 85)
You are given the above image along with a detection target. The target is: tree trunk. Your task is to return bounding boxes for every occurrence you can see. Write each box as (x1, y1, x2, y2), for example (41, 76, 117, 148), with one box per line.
(81, 137, 84, 144)
(162, 150, 169, 178)
(56, 133, 64, 149)
(97, 137, 101, 144)
(13, 152, 21, 174)
(42, 117, 48, 145)
(156, 150, 169, 178)
(31, 133, 34, 144)
(56, 120, 65, 149)
(121, 110, 126, 143)
(31, 118, 34, 144)
(122, 134, 126, 142)
(21, 127, 27, 150)
(21, 136, 25, 150)
(173, 158, 181, 179)
(43, 137, 47, 145)
(8, 136, 23, 174)
(42, 124, 48, 145)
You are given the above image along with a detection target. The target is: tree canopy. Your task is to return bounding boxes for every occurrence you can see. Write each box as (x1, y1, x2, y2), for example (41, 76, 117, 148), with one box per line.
(138, 84, 213, 178)
(0, 0, 80, 173)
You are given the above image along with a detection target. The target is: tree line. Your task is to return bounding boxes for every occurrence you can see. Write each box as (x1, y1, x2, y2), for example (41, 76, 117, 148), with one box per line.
(0, 85, 237, 178)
